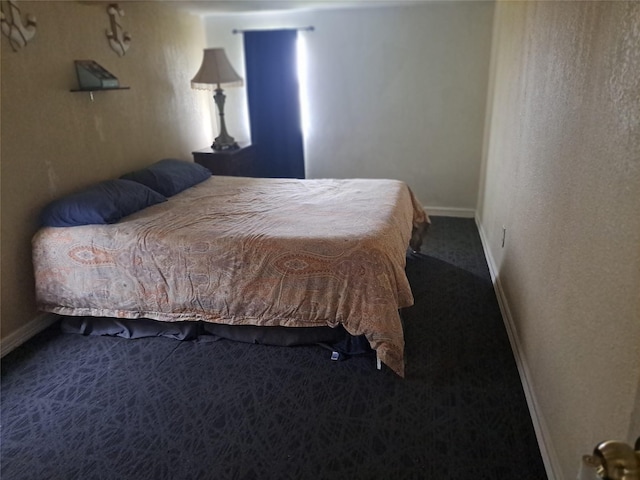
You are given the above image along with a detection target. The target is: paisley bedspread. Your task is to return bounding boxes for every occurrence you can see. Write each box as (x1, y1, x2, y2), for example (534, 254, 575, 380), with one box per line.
(33, 176, 429, 377)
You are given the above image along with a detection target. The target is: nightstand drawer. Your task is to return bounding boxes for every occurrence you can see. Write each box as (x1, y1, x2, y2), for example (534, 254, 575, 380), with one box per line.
(192, 144, 257, 177)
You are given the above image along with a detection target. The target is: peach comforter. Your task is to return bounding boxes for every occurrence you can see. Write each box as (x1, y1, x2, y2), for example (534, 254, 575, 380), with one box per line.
(33, 176, 428, 376)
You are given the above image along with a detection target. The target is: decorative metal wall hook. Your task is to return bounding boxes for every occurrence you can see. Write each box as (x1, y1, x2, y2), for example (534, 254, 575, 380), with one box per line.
(105, 3, 130, 56)
(0, 0, 36, 52)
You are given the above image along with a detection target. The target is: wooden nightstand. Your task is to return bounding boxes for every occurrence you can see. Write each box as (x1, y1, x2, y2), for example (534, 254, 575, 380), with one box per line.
(192, 144, 257, 177)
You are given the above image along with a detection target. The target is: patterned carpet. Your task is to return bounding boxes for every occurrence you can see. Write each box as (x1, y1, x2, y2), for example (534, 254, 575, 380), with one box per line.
(1, 217, 547, 480)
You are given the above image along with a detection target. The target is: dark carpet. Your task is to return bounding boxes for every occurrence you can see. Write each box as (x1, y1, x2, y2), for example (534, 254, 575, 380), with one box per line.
(1, 217, 547, 480)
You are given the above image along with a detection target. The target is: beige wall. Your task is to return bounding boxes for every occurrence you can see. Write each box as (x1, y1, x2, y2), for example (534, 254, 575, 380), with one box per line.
(202, 1, 494, 215)
(478, 1, 640, 479)
(1, 1, 208, 345)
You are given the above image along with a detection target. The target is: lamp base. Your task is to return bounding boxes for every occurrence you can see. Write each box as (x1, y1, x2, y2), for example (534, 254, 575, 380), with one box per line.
(212, 87, 239, 151)
(211, 139, 239, 151)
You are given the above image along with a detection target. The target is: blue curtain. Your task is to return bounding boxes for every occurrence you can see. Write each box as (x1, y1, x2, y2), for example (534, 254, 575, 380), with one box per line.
(243, 29, 305, 179)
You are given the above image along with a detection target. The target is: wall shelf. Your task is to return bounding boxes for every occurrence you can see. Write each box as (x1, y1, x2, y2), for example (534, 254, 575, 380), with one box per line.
(71, 60, 128, 100)
(70, 86, 130, 93)
(70, 86, 130, 101)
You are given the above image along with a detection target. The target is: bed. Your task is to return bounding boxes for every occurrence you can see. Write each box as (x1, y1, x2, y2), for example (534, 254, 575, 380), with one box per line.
(32, 160, 429, 377)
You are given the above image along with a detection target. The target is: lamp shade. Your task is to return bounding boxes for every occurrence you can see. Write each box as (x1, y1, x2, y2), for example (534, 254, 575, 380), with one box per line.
(191, 48, 243, 90)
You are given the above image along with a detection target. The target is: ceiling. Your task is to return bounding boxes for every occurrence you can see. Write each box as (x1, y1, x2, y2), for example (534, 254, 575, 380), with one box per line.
(166, 0, 430, 15)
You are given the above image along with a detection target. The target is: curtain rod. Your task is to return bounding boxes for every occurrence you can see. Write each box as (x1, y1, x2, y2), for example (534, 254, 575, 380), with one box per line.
(232, 26, 314, 34)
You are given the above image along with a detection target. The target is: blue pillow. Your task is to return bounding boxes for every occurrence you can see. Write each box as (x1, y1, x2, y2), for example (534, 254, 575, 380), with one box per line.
(120, 158, 211, 197)
(40, 179, 167, 227)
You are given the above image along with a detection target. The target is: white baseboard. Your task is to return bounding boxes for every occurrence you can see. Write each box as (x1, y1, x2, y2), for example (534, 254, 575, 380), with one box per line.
(1, 312, 59, 358)
(424, 206, 475, 218)
(475, 215, 560, 480)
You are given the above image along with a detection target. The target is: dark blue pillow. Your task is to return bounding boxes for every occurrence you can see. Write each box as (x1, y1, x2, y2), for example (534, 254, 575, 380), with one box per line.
(120, 158, 211, 197)
(40, 179, 167, 227)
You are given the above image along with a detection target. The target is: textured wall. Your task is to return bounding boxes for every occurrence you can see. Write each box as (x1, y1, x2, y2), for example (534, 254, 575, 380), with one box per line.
(1, 2, 208, 342)
(202, 1, 494, 213)
(478, 1, 640, 479)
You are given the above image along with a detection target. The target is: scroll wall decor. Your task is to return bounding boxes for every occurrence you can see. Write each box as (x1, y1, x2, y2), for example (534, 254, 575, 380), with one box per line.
(106, 3, 130, 56)
(0, 0, 36, 52)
